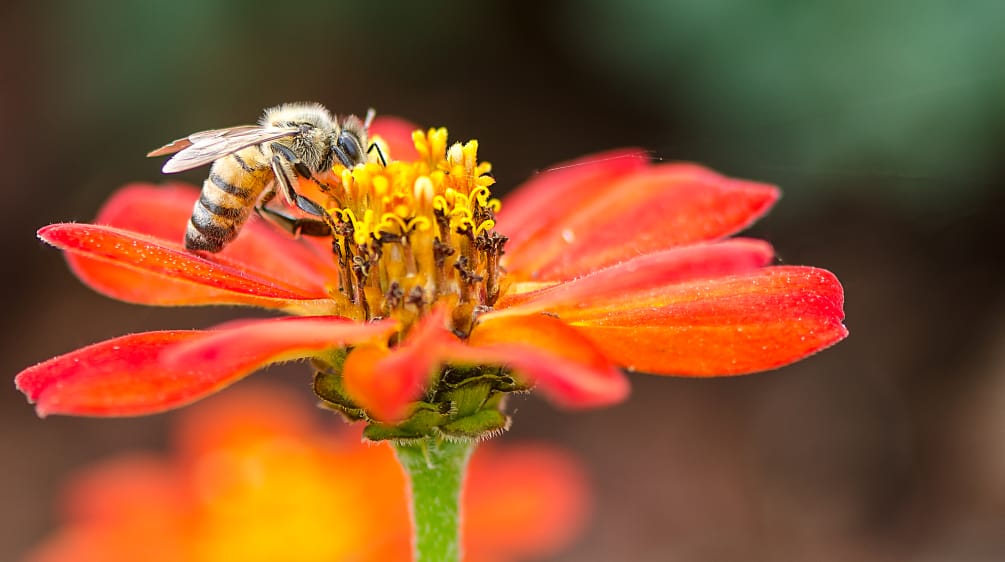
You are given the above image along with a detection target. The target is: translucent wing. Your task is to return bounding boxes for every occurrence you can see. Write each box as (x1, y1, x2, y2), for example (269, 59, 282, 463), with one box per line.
(146, 125, 265, 157)
(147, 125, 299, 173)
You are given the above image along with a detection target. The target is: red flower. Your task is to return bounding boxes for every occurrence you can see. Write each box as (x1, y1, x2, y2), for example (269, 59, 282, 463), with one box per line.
(22, 385, 590, 562)
(15, 119, 846, 427)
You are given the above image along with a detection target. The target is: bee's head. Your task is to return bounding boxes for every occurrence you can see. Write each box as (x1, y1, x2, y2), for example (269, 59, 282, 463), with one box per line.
(332, 115, 368, 168)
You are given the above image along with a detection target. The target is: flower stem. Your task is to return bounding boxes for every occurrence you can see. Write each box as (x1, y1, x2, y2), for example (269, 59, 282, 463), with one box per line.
(393, 438, 475, 562)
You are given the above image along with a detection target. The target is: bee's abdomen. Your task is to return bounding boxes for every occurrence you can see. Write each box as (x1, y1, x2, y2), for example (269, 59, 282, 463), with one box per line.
(185, 163, 264, 252)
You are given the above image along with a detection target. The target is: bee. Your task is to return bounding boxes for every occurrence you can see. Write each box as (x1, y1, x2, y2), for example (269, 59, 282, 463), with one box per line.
(148, 102, 375, 252)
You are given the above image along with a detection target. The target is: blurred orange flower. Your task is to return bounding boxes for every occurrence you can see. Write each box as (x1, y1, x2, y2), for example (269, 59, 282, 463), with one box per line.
(22, 386, 590, 562)
(16, 117, 846, 433)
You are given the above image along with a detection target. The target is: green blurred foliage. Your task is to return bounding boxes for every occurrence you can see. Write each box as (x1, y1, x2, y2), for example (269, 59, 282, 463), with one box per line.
(26, 0, 521, 209)
(559, 0, 1005, 210)
(16, 0, 1005, 216)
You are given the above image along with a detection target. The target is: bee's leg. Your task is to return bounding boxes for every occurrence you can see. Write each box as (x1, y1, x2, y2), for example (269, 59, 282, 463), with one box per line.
(270, 144, 310, 203)
(269, 147, 329, 217)
(258, 206, 332, 237)
(271, 143, 313, 181)
(255, 188, 332, 238)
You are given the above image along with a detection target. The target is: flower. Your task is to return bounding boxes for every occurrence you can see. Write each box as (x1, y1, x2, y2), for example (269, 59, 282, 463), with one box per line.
(22, 385, 590, 562)
(15, 118, 847, 436)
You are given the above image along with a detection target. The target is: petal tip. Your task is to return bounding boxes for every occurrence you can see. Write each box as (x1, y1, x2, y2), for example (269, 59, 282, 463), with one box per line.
(749, 183, 781, 214)
(37, 223, 68, 244)
(33, 403, 52, 419)
(598, 370, 632, 406)
(14, 376, 48, 418)
(14, 367, 41, 401)
(834, 323, 850, 343)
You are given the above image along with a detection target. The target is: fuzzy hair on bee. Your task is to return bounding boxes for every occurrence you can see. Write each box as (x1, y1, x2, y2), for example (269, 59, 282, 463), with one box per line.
(147, 102, 375, 252)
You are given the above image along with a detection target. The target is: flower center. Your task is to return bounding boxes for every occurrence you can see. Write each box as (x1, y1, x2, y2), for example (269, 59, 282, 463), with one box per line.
(314, 128, 507, 337)
(308, 128, 523, 439)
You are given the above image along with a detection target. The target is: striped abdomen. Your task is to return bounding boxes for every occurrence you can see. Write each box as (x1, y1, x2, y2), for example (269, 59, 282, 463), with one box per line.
(185, 149, 271, 252)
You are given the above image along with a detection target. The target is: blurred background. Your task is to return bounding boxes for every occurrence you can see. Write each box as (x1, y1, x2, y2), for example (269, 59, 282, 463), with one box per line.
(2, 0, 1004, 560)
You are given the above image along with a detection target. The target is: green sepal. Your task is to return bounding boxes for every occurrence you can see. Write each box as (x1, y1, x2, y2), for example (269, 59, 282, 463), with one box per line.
(313, 353, 525, 442)
(312, 354, 367, 421)
(442, 380, 494, 417)
(363, 402, 446, 441)
(441, 408, 509, 438)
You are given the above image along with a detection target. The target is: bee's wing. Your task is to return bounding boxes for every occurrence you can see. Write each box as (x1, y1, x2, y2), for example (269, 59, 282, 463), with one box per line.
(148, 125, 299, 174)
(146, 125, 262, 157)
(146, 137, 195, 158)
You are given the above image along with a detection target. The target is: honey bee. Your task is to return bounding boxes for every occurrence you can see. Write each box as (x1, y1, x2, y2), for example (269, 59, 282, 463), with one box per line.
(148, 102, 375, 252)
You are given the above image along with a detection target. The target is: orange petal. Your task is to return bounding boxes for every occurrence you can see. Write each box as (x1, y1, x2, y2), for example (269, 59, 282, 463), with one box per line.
(369, 116, 420, 160)
(171, 384, 317, 461)
(60, 454, 185, 524)
(502, 162, 779, 281)
(25, 454, 189, 562)
(16, 317, 397, 417)
(342, 345, 404, 422)
(465, 444, 591, 561)
(51, 183, 339, 311)
(556, 266, 847, 375)
(495, 238, 774, 312)
(496, 148, 649, 255)
(342, 309, 456, 422)
(466, 314, 630, 408)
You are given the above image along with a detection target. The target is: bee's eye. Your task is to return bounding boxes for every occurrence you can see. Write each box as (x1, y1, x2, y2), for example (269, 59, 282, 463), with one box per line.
(337, 134, 361, 164)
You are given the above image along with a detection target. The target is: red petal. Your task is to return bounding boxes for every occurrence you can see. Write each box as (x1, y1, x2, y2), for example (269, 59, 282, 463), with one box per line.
(501, 162, 779, 281)
(16, 316, 397, 417)
(41, 223, 336, 312)
(496, 149, 649, 255)
(369, 116, 420, 161)
(341, 306, 629, 418)
(554, 266, 847, 375)
(163, 315, 399, 374)
(17, 331, 210, 417)
(342, 309, 456, 422)
(48, 184, 339, 310)
(465, 314, 630, 408)
(101, 184, 337, 288)
(496, 239, 774, 312)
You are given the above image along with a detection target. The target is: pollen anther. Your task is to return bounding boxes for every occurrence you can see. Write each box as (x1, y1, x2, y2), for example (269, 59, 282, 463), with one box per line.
(318, 128, 505, 331)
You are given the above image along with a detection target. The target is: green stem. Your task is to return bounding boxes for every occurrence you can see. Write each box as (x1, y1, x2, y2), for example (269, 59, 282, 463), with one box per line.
(393, 438, 476, 562)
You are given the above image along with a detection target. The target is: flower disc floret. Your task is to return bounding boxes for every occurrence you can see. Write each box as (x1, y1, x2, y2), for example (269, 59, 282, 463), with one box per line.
(317, 128, 504, 338)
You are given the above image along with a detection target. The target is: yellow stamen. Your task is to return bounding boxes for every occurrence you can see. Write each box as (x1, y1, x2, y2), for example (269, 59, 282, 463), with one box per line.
(313, 128, 506, 335)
